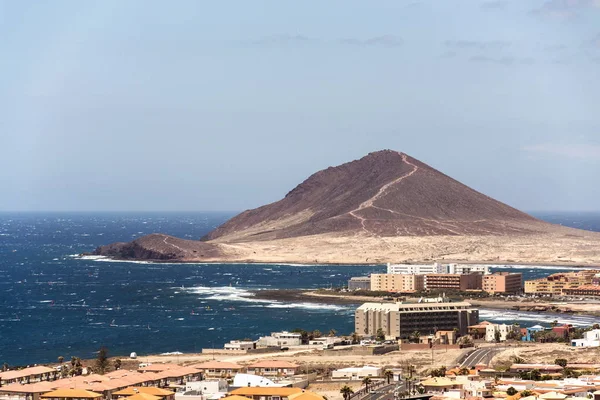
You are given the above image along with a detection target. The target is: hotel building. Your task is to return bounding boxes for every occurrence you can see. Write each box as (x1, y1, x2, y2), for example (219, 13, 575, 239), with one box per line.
(355, 301, 478, 339)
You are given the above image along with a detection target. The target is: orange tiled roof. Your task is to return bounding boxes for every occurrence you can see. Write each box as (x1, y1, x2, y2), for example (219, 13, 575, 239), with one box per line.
(190, 361, 242, 370)
(138, 364, 180, 372)
(41, 388, 102, 398)
(0, 366, 56, 381)
(0, 381, 57, 394)
(113, 387, 174, 396)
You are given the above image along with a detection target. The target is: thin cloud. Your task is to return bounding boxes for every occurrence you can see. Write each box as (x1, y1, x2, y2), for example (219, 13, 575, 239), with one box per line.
(593, 33, 600, 48)
(251, 34, 316, 46)
(530, 0, 600, 19)
(469, 56, 535, 65)
(523, 143, 600, 159)
(341, 35, 403, 48)
(445, 40, 511, 50)
(544, 44, 568, 51)
(481, 1, 509, 10)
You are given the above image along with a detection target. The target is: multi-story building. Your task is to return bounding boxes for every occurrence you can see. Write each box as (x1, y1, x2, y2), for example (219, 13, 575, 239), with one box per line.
(524, 271, 599, 295)
(387, 263, 447, 275)
(424, 273, 482, 291)
(348, 276, 371, 291)
(387, 263, 491, 275)
(370, 274, 425, 292)
(355, 301, 478, 339)
(482, 272, 523, 294)
(562, 284, 600, 297)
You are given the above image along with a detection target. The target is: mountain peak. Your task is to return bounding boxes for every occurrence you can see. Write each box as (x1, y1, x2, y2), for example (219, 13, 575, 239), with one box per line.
(202, 150, 536, 242)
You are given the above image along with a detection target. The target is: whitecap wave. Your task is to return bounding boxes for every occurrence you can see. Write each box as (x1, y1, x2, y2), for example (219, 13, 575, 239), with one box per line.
(479, 308, 597, 327)
(265, 302, 347, 311)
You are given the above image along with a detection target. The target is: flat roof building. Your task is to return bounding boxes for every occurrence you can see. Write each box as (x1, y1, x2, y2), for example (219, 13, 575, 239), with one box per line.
(355, 301, 478, 339)
(482, 272, 522, 294)
(424, 274, 482, 291)
(370, 274, 424, 293)
(348, 276, 371, 291)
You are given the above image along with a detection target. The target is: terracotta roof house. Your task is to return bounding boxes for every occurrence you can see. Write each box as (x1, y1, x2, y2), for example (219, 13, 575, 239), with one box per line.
(0, 366, 58, 385)
(189, 361, 243, 378)
(246, 361, 298, 377)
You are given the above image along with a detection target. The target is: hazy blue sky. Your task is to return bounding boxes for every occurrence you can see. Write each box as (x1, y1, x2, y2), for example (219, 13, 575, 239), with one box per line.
(1, 0, 600, 212)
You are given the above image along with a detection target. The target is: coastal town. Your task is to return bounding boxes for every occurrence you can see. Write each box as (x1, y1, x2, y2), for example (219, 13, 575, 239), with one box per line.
(4, 263, 600, 400)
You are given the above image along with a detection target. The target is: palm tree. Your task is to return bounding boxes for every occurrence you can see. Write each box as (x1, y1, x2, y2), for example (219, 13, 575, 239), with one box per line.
(412, 331, 421, 343)
(362, 376, 372, 391)
(328, 329, 337, 337)
(384, 369, 393, 384)
(340, 385, 354, 400)
(458, 367, 470, 376)
(351, 332, 360, 344)
(57, 356, 64, 364)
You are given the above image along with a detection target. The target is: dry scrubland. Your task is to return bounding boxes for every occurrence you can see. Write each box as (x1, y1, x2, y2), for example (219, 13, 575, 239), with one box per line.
(491, 342, 600, 368)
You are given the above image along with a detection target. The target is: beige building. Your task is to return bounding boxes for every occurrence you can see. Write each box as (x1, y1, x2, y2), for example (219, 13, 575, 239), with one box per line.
(355, 301, 478, 339)
(482, 272, 522, 294)
(370, 274, 424, 292)
(424, 274, 482, 291)
(525, 271, 599, 295)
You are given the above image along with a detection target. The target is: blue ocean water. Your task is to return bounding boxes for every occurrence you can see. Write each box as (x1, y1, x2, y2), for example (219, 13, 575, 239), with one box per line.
(1, 211, 599, 366)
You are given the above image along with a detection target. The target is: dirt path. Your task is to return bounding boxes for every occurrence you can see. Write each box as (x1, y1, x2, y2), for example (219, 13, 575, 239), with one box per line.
(348, 153, 419, 235)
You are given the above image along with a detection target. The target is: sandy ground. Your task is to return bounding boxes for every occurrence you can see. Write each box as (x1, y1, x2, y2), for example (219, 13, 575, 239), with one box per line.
(308, 381, 364, 400)
(137, 346, 469, 374)
(208, 230, 600, 266)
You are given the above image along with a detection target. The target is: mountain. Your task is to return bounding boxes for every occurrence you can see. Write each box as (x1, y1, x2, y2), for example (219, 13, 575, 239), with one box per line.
(93, 150, 600, 265)
(202, 150, 539, 242)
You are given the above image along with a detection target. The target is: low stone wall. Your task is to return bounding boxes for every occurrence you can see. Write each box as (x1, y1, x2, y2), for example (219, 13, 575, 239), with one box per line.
(350, 344, 399, 355)
(201, 346, 281, 355)
(399, 343, 466, 351)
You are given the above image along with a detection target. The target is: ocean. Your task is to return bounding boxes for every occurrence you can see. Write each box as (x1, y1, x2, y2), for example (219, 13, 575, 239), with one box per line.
(1, 211, 600, 366)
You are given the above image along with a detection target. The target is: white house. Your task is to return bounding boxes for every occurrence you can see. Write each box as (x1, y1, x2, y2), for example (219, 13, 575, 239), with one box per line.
(485, 324, 520, 342)
(257, 331, 302, 347)
(331, 366, 382, 380)
(572, 329, 600, 347)
(224, 340, 255, 351)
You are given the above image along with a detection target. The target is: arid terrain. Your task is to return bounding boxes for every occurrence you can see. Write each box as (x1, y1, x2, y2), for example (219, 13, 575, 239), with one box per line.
(94, 150, 600, 265)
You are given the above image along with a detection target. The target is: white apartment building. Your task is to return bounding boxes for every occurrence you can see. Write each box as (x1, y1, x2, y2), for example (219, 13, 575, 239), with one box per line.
(448, 264, 490, 275)
(387, 263, 447, 275)
(485, 323, 520, 342)
(387, 263, 490, 275)
(224, 340, 255, 351)
(256, 331, 302, 347)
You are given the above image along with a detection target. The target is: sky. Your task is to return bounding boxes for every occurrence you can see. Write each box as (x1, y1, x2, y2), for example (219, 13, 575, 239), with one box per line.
(1, 0, 600, 212)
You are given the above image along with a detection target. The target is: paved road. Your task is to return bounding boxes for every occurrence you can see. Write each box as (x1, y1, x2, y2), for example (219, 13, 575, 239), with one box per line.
(460, 347, 502, 367)
(362, 384, 397, 400)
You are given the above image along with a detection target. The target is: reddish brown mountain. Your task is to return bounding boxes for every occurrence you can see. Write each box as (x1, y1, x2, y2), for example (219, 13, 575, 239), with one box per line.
(94, 150, 600, 264)
(202, 150, 540, 242)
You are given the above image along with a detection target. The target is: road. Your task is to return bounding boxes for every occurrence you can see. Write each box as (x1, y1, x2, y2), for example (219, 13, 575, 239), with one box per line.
(459, 347, 502, 367)
(362, 384, 397, 400)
